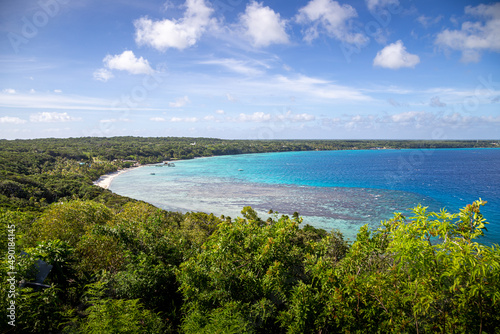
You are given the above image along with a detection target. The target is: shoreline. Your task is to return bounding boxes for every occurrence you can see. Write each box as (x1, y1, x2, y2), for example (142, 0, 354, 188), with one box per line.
(93, 166, 143, 190)
(92, 159, 191, 190)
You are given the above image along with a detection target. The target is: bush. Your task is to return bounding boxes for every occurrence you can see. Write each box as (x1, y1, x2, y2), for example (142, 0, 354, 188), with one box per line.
(30, 200, 112, 246)
(78, 298, 165, 334)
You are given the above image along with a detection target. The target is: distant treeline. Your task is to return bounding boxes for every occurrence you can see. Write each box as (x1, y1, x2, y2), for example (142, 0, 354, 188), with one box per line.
(2, 136, 498, 165)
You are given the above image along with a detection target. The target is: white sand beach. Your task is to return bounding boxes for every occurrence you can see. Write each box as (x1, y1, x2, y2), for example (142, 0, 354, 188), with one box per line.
(93, 166, 142, 190)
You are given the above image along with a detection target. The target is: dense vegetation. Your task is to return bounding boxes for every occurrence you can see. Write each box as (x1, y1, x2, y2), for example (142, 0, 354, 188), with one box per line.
(1, 137, 499, 333)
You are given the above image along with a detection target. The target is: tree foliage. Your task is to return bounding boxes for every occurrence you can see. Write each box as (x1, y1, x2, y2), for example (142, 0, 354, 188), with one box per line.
(280, 199, 500, 333)
(29, 200, 112, 247)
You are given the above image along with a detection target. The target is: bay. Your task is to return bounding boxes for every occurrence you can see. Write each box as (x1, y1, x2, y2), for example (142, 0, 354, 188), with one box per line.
(110, 148, 500, 244)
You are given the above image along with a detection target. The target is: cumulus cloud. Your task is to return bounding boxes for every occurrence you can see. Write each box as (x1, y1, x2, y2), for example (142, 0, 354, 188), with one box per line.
(0, 116, 27, 124)
(2, 88, 16, 94)
(100, 118, 130, 123)
(29, 112, 80, 123)
(170, 116, 198, 122)
(292, 113, 315, 122)
(417, 15, 443, 28)
(150, 117, 166, 122)
(276, 110, 316, 122)
(240, 1, 289, 47)
(435, 3, 500, 62)
(296, 0, 367, 46)
(237, 112, 272, 122)
(365, 0, 399, 12)
(373, 40, 420, 69)
(232, 110, 316, 123)
(216, 109, 225, 114)
(93, 68, 114, 82)
(169, 96, 190, 108)
(323, 110, 500, 132)
(134, 0, 215, 51)
(390, 111, 427, 123)
(94, 51, 153, 81)
(103, 51, 154, 75)
(387, 111, 500, 129)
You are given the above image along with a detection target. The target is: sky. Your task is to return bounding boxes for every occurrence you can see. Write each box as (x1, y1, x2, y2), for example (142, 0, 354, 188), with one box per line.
(0, 0, 499, 140)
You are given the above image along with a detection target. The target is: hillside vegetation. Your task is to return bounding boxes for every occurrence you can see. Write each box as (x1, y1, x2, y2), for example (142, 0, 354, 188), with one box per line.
(1, 137, 499, 333)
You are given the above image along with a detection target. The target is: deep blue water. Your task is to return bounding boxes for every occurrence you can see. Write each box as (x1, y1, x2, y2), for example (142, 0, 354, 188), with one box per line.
(110, 148, 500, 244)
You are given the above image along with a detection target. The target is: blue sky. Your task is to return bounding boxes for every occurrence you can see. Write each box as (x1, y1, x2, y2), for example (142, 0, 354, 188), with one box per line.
(1, 0, 499, 140)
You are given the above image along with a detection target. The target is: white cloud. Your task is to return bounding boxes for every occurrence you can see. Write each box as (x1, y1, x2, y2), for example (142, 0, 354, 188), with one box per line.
(240, 1, 289, 47)
(134, 0, 215, 51)
(296, 0, 368, 45)
(3, 88, 16, 94)
(216, 109, 225, 114)
(417, 15, 443, 28)
(29, 89, 36, 94)
(54, 89, 62, 93)
(373, 40, 420, 69)
(150, 117, 166, 122)
(365, 0, 399, 12)
(204, 115, 215, 121)
(199, 58, 264, 76)
(276, 110, 316, 122)
(0, 116, 27, 124)
(291, 113, 316, 122)
(29, 112, 80, 123)
(0, 91, 147, 111)
(100, 118, 130, 123)
(390, 111, 427, 123)
(170, 116, 198, 122)
(169, 96, 190, 108)
(387, 111, 500, 129)
(459, 49, 481, 63)
(275, 74, 371, 100)
(93, 68, 114, 82)
(435, 3, 500, 63)
(237, 111, 272, 122)
(321, 114, 377, 131)
(478, 115, 500, 124)
(103, 51, 153, 75)
(321, 111, 500, 132)
(225, 110, 316, 124)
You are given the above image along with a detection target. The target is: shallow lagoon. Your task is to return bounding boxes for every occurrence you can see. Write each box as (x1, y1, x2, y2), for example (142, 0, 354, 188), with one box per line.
(110, 149, 500, 243)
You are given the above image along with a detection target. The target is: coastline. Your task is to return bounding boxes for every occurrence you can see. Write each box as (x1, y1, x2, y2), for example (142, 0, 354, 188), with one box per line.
(92, 158, 193, 190)
(93, 166, 142, 190)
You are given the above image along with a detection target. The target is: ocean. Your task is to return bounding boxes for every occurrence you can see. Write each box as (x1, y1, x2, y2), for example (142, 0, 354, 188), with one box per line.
(109, 148, 500, 244)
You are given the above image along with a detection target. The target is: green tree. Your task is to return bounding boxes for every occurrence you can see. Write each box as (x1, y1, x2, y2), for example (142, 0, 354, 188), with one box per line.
(282, 200, 500, 333)
(78, 298, 165, 334)
(377, 199, 500, 332)
(178, 207, 308, 333)
(29, 200, 112, 246)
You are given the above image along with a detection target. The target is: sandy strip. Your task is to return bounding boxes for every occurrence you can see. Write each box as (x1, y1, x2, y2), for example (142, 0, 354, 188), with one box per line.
(93, 166, 142, 190)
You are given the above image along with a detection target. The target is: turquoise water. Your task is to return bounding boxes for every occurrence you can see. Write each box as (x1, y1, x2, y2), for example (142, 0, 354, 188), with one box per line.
(110, 148, 500, 243)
